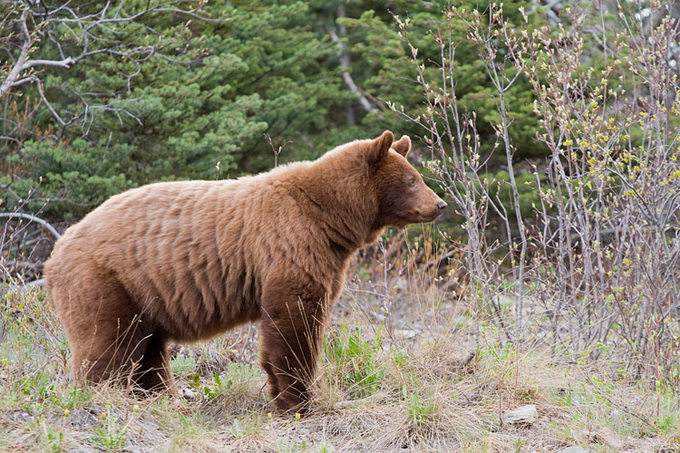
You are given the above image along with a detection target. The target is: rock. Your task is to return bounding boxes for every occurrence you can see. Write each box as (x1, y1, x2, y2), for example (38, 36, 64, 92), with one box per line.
(557, 447, 590, 453)
(396, 329, 417, 340)
(592, 427, 626, 449)
(68, 408, 98, 428)
(181, 387, 198, 399)
(502, 404, 538, 425)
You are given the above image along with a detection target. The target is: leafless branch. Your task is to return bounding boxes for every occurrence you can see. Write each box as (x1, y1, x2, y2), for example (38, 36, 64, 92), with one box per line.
(1, 0, 212, 100)
(0, 8, 32, 98)
(0, 213, 62, 240)
(328, 5, 378, 115)
(31, 76, 68, 127)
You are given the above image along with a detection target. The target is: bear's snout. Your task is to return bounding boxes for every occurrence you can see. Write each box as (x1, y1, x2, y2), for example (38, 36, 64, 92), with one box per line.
(416, 197, 447, 223)
(428, 199, 446, 220)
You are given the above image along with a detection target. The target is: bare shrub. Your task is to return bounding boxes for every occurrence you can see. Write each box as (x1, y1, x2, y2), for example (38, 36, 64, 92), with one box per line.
(526, 1, 680, 385)
(399, 2, 680, 387)
(1, 179, 60, 285)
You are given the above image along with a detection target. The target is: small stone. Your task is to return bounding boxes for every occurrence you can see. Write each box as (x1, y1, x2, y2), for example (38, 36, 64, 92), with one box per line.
(181, 387, 197, 399)
(502, 404, 538, 425)
(557, 447, 590, 453)
(397, 329, 417, 340)
(591, 427, 625, 449)
(68, 409, 98, 428)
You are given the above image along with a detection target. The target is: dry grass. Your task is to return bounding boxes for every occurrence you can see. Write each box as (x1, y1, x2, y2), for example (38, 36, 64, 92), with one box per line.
(1, 241, 679, 453)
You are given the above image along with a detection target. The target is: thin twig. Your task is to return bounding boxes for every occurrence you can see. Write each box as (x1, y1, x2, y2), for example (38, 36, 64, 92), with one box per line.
(0, 213, 62, 239)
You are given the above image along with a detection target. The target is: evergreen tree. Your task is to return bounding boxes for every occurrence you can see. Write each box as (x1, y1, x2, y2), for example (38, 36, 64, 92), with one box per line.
(1, 0, 544, 219)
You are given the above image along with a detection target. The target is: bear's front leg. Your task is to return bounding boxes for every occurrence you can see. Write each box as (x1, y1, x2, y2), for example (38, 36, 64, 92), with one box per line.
(259, 282, 328, 414)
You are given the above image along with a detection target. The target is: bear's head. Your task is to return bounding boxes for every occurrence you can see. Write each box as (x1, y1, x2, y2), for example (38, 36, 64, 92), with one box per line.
(364, 131, 447, 230)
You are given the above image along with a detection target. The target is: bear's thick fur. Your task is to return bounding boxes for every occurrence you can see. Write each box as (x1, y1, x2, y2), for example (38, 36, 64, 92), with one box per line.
(45, 131, 446, 412)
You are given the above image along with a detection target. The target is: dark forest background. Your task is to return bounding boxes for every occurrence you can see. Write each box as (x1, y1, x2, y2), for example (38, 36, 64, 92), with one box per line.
(1, 0, 548, 220)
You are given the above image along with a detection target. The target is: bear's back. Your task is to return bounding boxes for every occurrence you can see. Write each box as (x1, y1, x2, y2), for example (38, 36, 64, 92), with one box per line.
(47, 178, 276, 340)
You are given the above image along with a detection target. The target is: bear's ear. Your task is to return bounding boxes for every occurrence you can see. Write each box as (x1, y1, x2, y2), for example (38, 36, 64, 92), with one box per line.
(365, 130, 394, 166)
(391, 135, 411, 157)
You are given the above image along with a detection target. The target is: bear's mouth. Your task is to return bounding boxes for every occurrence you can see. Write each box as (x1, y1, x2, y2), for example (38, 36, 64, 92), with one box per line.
(412, 208, 444, 223)
(422, 210, 443, 222)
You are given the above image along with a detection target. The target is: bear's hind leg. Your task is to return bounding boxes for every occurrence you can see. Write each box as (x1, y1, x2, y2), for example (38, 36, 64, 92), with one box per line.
(60, 275, 154, 388)
(71, 310, 153, 387)
(134, 332, 173, 392)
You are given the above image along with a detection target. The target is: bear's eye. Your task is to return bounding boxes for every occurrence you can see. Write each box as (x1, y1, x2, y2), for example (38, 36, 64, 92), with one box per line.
(409, 176, 417, 186)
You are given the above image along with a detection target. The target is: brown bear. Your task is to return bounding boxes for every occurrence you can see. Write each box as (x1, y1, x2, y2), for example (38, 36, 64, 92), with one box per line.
(44, 131, 446, 412)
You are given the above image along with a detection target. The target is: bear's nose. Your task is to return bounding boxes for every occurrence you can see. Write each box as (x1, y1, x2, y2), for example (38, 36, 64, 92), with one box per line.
(437, 200, 447, 211)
